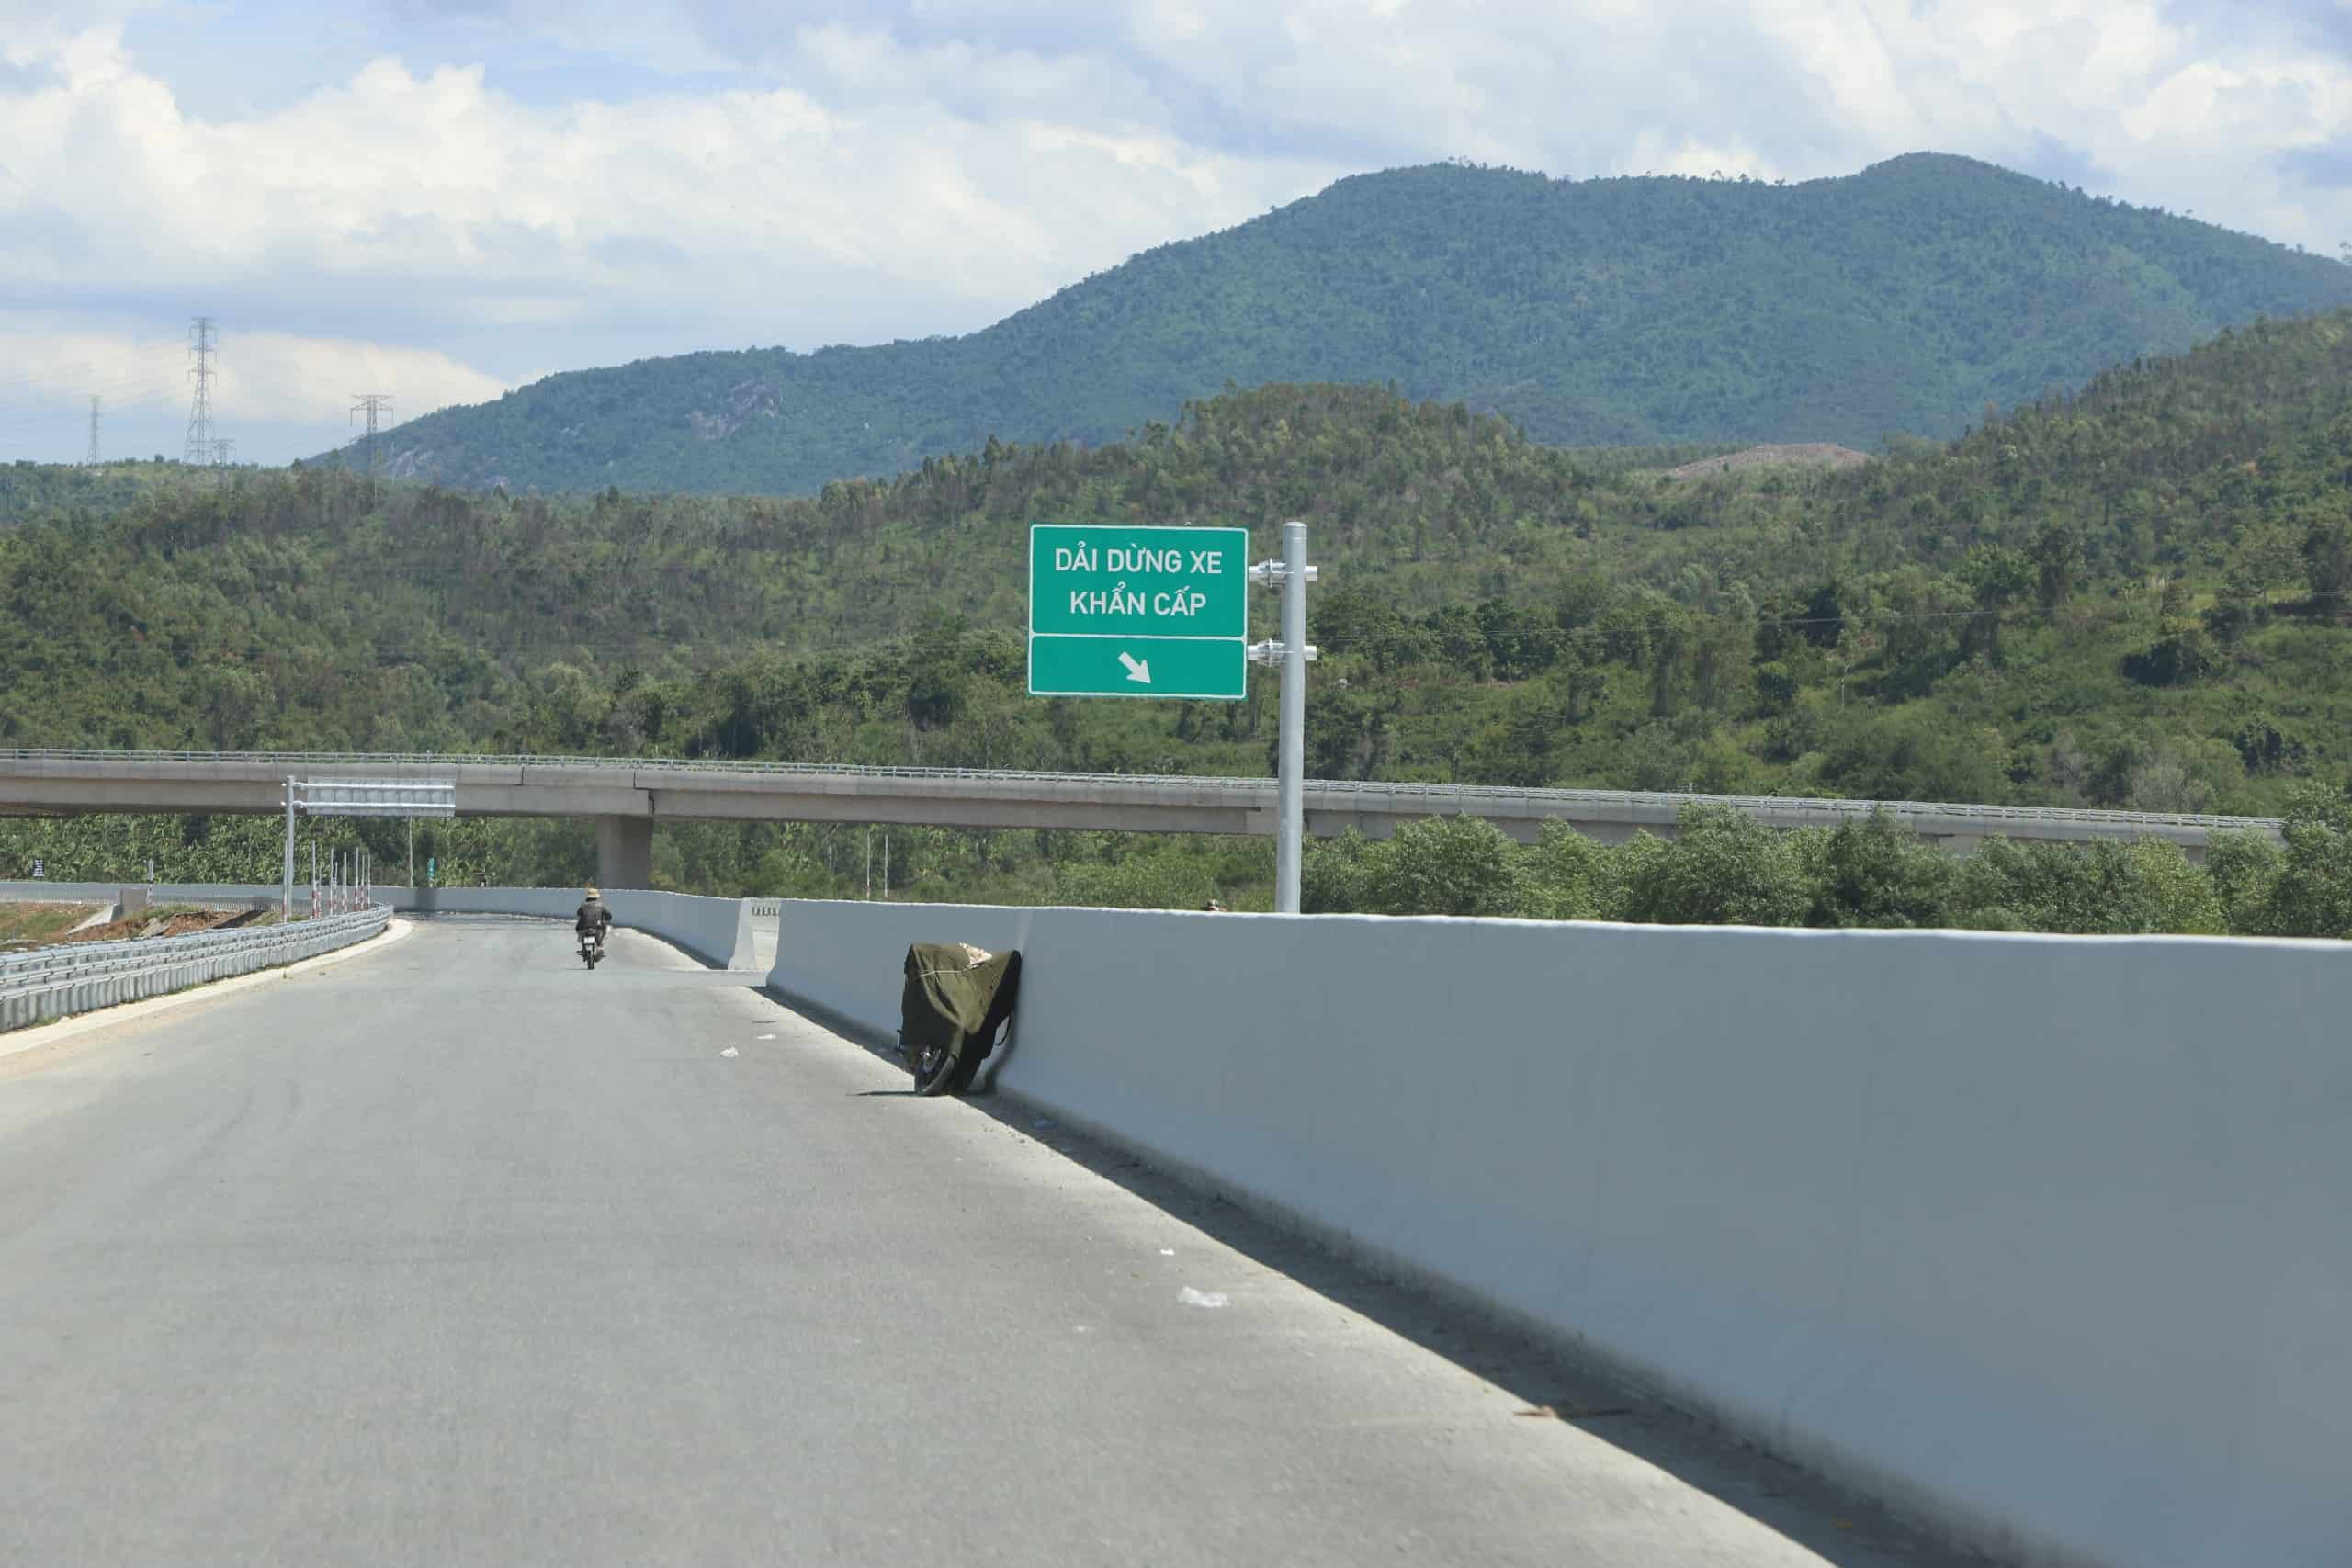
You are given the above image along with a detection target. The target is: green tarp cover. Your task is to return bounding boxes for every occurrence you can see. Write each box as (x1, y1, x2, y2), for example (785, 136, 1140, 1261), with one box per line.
(900, 942, 1023, 1068)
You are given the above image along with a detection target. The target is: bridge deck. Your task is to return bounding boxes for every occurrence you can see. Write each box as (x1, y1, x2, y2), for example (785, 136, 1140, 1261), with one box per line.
(0, 750, 2279, 857)
(0, 921, 1966, 1565)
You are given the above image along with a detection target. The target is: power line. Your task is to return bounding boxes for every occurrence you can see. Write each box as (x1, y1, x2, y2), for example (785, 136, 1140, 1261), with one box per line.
(350, 393, 392, 473)
(184, 317, 218, 466)
(0, 342, 185, 389)
(0, 368, 186, 418)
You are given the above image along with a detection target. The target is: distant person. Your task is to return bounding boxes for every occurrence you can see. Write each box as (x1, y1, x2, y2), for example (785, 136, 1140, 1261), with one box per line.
(1201, 897, 1226, 913)
(575, 886, 613, 937)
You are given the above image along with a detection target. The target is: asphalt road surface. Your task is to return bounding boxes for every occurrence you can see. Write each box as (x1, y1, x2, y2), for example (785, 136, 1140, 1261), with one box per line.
(0, 919, 1973, 1567)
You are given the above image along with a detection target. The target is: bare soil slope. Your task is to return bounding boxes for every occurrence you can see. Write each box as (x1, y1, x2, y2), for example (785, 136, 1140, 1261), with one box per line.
(1664, 443, 1872, 480)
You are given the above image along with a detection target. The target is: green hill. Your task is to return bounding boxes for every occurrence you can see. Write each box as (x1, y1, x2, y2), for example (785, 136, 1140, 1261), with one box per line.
(10, 310, 2352, 925)
(6, 306, 2346, 793)
(345, 153, 2352, 495)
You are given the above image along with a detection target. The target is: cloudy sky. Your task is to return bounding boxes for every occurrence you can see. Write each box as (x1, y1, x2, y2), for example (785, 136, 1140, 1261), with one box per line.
(2, 0, 2348, 463)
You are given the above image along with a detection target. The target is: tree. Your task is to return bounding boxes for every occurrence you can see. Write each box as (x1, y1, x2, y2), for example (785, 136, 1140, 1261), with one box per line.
(2122, 630, 2214, 688)
(1959, 543, 2033, 660)
(1618, 806, 1809, 927)
(1523, 821, 1611, 919)
(1056, 851, 1217, 909)
(2301, 509, 2352, 618)
(1354, 817, 1532, 918)
(2259, 783, 2352, 938)
(1952, 837, 2219, 934)
(2201, 829, 2283, 934)
(2028, 519, 2085, 610)
(1802, 810, 1957, 929)
(1300, 830, 1372, 914)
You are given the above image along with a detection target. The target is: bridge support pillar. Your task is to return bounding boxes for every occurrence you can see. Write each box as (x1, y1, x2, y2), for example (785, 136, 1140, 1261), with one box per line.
(595, 817, 654, 890)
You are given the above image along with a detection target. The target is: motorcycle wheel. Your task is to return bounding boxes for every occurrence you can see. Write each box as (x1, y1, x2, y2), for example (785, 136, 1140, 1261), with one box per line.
(911, 1032, 986, 1097)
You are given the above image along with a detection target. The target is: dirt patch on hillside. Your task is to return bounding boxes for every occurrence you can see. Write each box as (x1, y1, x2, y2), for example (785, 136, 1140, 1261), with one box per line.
(0, 902, 109, 946)
(48, 907, 269, 946)
(1664, 444, 1871, 480)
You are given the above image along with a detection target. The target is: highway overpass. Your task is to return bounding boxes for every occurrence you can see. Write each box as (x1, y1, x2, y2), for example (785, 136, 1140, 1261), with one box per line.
(0, 747, 2279, 888)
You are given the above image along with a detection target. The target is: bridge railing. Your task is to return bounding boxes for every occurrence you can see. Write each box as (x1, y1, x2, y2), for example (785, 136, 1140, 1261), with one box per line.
(0, 904, 390, 1033)
(0, 747, 2282, 834)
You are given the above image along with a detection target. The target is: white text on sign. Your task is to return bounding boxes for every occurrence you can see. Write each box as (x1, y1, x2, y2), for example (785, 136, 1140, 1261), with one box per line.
(1051, 544, 1227, 576)
(1069, 587, 1212, 616)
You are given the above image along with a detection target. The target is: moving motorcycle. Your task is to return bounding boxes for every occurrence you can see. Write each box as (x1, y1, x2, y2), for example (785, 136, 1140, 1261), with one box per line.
(578, 926, 605, 970)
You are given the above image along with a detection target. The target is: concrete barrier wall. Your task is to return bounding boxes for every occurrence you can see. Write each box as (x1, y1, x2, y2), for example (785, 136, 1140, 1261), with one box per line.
(0, 881, 286, 909)
(767, 899, 2351, 1568)
(391, 887, 757, 970)
(0, 883, 758, 970)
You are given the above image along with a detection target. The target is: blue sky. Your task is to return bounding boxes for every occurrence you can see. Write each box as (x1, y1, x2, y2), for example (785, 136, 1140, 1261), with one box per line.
(2, 0, 2348, 464)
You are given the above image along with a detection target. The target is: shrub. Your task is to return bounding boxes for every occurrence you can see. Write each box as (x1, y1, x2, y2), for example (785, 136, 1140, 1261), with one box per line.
(2121, 630, 2215, 687)
(1523, 820, 1611, 920)
(2203, 829, 2284, 934)
(1803, 809, 1959, 929)
(1355, 816, 1534, 918)
(1954, 836, 2222, 934)
(1618, 804, 1810, 927)
(2259, 783, 2352, 938)
(1300, 830, 1372, 914)
(2123, 839, 2226, 934)
(1056, 852, 1216, 910)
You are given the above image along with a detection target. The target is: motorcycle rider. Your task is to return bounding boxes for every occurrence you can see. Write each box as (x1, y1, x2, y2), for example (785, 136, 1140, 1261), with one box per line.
(574, 886, 613, 949)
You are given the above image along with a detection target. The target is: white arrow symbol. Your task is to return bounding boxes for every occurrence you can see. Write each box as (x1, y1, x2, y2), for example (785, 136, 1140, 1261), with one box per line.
(1119, 651, 1152, 684)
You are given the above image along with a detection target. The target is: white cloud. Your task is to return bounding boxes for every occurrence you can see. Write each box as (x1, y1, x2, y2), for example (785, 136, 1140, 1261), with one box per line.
(2, 0, 2349, 467)
(0, 311, 514, 463)
(0, 319, 504, 423)
(0, 22, 1340, 339)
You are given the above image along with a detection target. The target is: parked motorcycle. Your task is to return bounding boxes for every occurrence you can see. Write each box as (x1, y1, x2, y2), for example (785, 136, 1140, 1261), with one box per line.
(900, 942, 1022, 1096)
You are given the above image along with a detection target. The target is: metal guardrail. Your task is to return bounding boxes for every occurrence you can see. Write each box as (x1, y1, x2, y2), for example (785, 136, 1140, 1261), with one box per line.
(0, 748, 2284, 834)
(0, 904, 390, 1032)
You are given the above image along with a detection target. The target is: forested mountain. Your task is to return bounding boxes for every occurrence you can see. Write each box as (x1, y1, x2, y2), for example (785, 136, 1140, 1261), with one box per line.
(341, 154, 2352, 496)
(5, 304, 2347, 801)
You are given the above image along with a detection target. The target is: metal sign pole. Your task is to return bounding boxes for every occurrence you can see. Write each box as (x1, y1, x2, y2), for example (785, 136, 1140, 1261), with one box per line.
(1249, 525, 1320, 914)
(1277, 522, 1308, 913)
(282, 780, 295, 926)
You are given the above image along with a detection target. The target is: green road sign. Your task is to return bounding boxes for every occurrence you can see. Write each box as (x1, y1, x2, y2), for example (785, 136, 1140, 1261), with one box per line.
(1028, 634, 1248, 699)
(1029, 524, 1250, 700)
